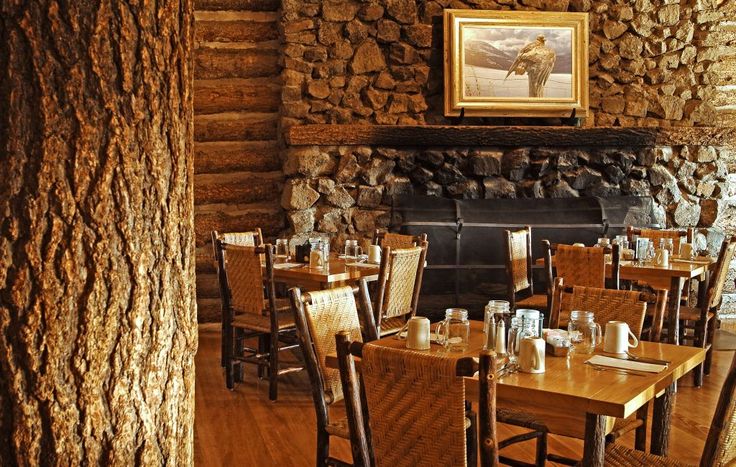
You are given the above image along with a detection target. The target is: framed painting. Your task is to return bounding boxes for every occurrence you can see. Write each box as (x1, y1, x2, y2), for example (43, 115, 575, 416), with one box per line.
(444, 10, 589, 118)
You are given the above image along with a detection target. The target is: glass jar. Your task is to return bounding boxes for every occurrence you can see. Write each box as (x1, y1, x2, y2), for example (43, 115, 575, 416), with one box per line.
(484, 300, 509, 333)
(568, 310, 602, 354)
(659, 238, 674, 256)
(435, 308, 470, 352)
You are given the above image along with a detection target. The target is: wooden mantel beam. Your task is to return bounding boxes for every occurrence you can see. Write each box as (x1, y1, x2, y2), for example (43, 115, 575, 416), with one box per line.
(285, 124, 736, 148)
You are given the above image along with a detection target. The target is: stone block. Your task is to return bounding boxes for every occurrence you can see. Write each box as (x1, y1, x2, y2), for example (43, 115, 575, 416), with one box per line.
(350, 40, 386, 74)
(674, 200, 701, 226)
(322, 0, 360, 21)
(357, 185, 383, 207)
(281, 179, 320, 210)
(470, 150, 503, 176)
(326, 185, 356, 208)
(288, 208, 316, 233)
(284, 146, 336, 177)
(483, 177, 517, 199)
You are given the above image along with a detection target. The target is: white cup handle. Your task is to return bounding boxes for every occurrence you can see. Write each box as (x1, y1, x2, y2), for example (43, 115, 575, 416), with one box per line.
(628, 329, 639, 348)
(532, 344, 543, 371)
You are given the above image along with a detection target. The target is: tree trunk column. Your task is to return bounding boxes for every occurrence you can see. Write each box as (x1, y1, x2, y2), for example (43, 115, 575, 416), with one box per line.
(0, 1, 196, 464)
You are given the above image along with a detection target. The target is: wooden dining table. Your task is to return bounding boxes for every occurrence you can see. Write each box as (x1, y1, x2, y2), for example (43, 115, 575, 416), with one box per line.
(270, 254, 380, 290)
(326, 320, 706, 466)
(537, 255, 715, 345)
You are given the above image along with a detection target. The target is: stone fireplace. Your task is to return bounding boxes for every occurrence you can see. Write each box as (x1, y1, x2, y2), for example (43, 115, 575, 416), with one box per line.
(193, 0, 736, 320)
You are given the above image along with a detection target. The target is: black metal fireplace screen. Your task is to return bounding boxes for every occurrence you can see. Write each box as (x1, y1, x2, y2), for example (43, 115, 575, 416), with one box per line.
(388, 195, 659, 318)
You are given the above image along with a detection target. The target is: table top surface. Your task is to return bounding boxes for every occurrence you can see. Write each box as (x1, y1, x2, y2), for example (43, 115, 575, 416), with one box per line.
(270, 255, 380, 285)
(536, 255, 714, 280)
(330, 321, 706, 422)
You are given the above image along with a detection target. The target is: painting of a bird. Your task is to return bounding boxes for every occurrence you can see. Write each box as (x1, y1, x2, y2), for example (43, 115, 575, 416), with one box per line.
(505, 35, 557, 98)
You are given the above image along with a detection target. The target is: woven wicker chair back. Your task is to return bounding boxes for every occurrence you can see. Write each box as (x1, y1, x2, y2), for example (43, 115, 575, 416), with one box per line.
(557, 286, 647, 337)
(704, 352, 736, 466)
(508, 228, 531, 293)
(380, 233, 417, 250)
(362, 344, 467, 467)
(304, 286, 363, 404)
(555, 244, 605, 288)
(223, 245, 264, 316)
(708, 237, 736, 310)
(382, 247, 423, 319)
(636, 229, 687, 254)
(221, 231, 260, 247)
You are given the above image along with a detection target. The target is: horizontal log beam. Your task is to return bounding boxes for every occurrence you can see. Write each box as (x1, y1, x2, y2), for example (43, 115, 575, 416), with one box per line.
(194, 112, 278, 141)
(196, 246, 217, 275)
(194, 0, 279, 11)
(194, 140, 280, 174)
(285, 124, 736, 148)
(195, 20, 278, 43)
(194, 78, 280, 114)
(194, 47, 279, 79)
(194, 171, 282, 205)
(194, 207, 284, 246)
(196, 273, 221, 299)
(196, 298, 221, 323)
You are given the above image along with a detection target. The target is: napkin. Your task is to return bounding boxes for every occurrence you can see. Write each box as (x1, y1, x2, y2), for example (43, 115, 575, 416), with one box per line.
(586, 355, 667, 373)
(273, 262, 304, 269)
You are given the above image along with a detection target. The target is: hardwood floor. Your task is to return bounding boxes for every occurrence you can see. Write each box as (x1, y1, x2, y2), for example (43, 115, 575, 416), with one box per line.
(194, 322, 735, 466)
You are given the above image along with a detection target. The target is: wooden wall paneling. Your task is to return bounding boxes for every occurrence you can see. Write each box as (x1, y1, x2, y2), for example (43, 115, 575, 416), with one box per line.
(193, 1, 284, 322)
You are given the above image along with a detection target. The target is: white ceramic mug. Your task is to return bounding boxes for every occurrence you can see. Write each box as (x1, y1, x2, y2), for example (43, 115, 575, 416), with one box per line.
(604, 321, 639, 354)
(654, 248, 669, 267)
(518, 337, 545, 374)
(680, 242, 693, 259)
(406, 317, 431, 350)
(368, 244, 382, 264)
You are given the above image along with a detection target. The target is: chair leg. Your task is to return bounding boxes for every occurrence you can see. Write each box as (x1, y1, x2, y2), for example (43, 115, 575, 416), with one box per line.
(269, 331, 279, 401)
(465, 405, 477, 467)
(704, 318, 717, 375)
(317, 430, 330, 467)
(692, 322, 706, 387)
(257, 335, 266, 379)
(224, 323, 235, 390)
(535, 432, 547, 467)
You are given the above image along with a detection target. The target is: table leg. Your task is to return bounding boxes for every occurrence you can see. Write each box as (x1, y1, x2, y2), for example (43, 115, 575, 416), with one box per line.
(666, 277, 684, 345)
(634, 403, 648, 452)
(651, 383, 675, 456)
(582, 413, 607, 467)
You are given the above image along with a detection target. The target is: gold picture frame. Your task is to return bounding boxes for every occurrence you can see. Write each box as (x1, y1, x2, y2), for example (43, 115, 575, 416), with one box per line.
(444, 9, 589, 118)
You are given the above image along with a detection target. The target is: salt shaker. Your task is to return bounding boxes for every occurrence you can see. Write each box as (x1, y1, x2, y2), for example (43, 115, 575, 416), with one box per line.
(484, 313, 496, 351)
(495, 319, 506, 355)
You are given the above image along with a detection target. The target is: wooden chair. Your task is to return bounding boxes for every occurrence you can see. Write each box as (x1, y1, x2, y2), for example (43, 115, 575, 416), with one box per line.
(289, 284, 378, 467)
(212, 229, 263, 367)
(678, 235, 736, 387)
(504, 226, 547, 312)
(372, 230, 427, 250)
(548, 279, 668, 453)
(604, 351, 736, 466)
(372, 243, 428, 337)
(626, 226, 694, 256)
(335, 334, 496, 467)
(542, 241, 621, 301)
(214, 241, 300, 399)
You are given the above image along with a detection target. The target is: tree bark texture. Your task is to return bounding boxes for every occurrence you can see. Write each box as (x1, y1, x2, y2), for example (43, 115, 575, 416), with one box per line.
(0, 1, 196, 464)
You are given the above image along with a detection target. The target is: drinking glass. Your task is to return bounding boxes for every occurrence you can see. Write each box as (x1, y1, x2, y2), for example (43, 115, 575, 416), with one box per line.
(568, 310, 602, 354)
(344, 239, 358, 258)
(435, 308, 470, 352)
(275, 238, 289, 258)
(660, 238, 674, 256)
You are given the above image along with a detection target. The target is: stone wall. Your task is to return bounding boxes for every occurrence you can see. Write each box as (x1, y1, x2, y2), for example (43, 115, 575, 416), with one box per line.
(280, 0, 731, 127)
(276, 0, 735, 311)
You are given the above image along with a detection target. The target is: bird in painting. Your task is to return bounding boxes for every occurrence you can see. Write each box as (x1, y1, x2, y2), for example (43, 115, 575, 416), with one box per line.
(505, 35, 556, 98)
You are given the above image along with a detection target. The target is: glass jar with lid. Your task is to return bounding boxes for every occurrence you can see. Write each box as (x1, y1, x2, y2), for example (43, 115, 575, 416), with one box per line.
(568, 310, 602, 354)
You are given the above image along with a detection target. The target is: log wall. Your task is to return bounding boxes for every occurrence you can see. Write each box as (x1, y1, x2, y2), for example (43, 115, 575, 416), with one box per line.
(194, 2, 284, 322)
